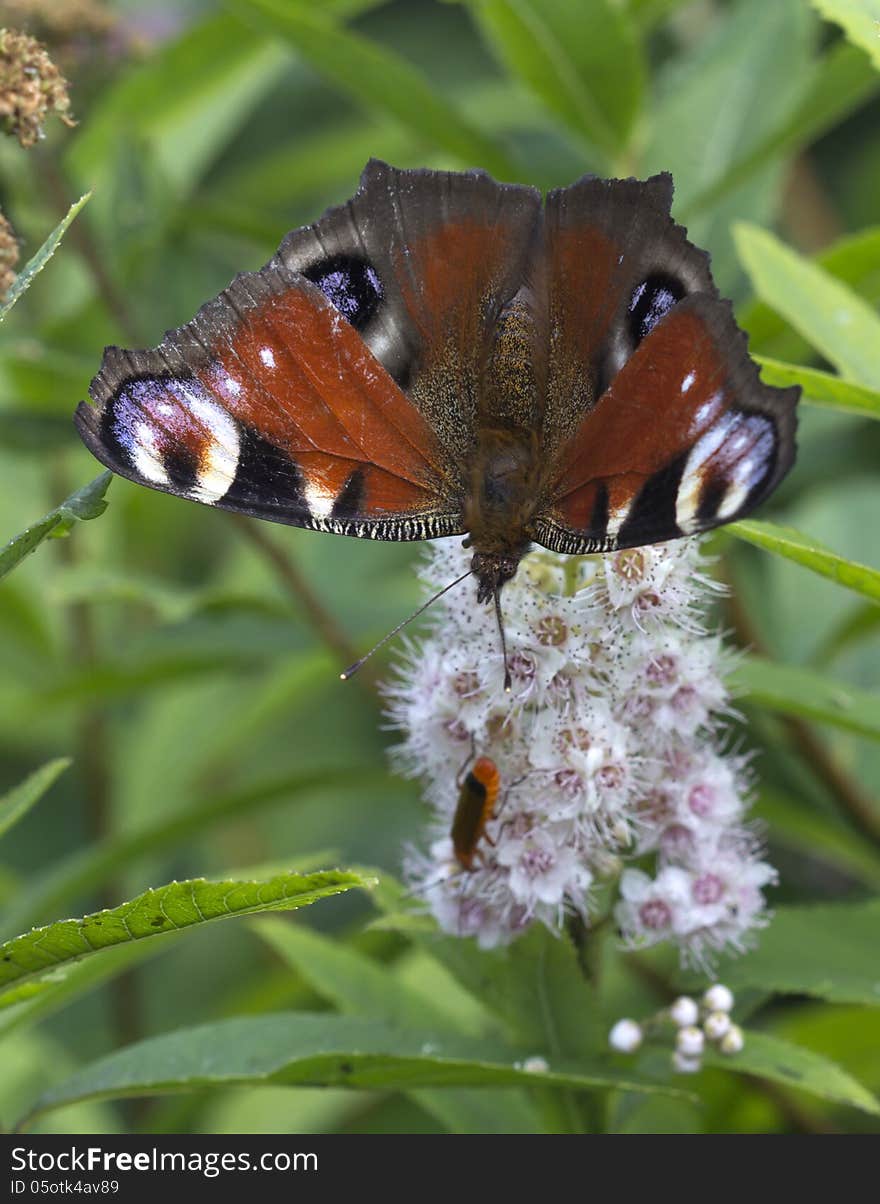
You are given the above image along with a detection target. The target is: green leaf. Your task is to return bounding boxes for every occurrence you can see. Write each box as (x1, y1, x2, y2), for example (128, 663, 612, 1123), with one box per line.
(757, 790, 880, 890)
(225, 0, 517, 179)
(694, 900, 880, 1006)
(0, 768, 392, 939)
(377, 892, 604, 1059)
(0, 759, 71, 842)
(464, 0, 646, 159)
(731, 655, 880, 739)
(814, 601, 880, 666)
(811, 0, 880, 71)
(755, 356, 880, 420)
(735, 223, 880, 389)
(644, 0, 813, 221)
(253, 919, 544, 1133)
(67, 15, 287, 200)
(253, 917, 460, 1033)
(23, 1012, 689, 1126)
(730, 520, 880, 604)
(0, 194, 91, 321)
(704, 1030, 880, 1116)
(0, 944, 164, 1040)
(0, 473, 112, 582)
(680, 41, 879, 221)
(0, 869, 372, 1003)
(743, 225, 880, 359)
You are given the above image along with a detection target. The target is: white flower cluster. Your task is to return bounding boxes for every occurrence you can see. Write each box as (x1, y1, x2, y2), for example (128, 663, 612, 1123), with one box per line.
(609, 982, 744, 1074)
(385, 536, 776, 966)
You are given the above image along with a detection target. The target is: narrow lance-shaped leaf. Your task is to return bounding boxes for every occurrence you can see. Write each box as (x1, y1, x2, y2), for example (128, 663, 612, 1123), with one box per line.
(755, 356, 880, 421)
(252, 918, 544, 1134)
(67, 16, 287, 200)
(811, 0, 880, 71)
(0, 869, 373, 1003)
(23, 1011, 692, 1128)
(731, 655, 880, 741)
(0, 758, 71, 842)
(225, 0, 517, 179)
(703, 1030, 879, 1116)
(0, 473, 112, 582)
(729, 520, 880, 605)
(0, 194, 90, 321)
(0, 766, 392, 940)
(681, 41, 879, 220)
(735, 222, 880, 389)
(464, 0, 646, 160)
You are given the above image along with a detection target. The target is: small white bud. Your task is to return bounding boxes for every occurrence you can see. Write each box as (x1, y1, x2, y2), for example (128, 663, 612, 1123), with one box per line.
(669, 995, 700, 1028)
(719, 1024, 744, 1055)
(609, 1018, 643, 1053)
(676, 1025, 705, 1057)
(704, 1010, 732, 1041)
(703, 983, 734, 1013)
(522, 1055, 549, 1074)
(672, 1050, 702, 1075)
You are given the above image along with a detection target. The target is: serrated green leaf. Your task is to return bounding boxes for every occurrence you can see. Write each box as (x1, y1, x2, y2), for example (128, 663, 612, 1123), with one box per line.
(680, 41, 879, 220)
(0, 768, 393, 940)
(691, 900, 880, 1006)
(0, 869, 372, 1003)
(0, 944, 164, 1039)
(464, 0, 645, 159)
(731, 656, 880, 739)
(225, 0, 517, 179)
(730, 520, 880, 604)
(755, 356, 880, 420)
(23, 1011, 690, 1127)
(811, 0, 880, 71)
(735, 223, 880, 389)
(0, 473, 112, 582)
(704, 1030, 880, 1115)
(0, 194, 91, 322)
(0, 759, 71, 842)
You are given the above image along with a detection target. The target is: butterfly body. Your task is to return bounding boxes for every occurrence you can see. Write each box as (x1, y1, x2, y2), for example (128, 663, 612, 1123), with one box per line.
(75, 160, 798, 616)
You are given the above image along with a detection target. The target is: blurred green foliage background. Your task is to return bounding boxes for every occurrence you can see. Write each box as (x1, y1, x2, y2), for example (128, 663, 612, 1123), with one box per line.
(0, 0, 878, 1134)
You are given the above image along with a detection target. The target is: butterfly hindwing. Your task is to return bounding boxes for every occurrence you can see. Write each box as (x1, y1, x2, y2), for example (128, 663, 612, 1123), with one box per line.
(277, 159, 543, 463)
(533, 293, 798, 554)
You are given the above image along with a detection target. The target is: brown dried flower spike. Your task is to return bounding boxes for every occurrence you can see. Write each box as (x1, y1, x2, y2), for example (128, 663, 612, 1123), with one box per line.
(0, 209, 18, 300)
(0, 27, 74, 148)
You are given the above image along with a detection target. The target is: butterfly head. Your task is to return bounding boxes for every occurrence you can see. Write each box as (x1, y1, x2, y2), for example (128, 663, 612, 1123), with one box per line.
(470, 551, 520, 606)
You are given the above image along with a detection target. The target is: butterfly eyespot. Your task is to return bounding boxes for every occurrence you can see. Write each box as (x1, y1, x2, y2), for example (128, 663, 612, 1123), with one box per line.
(103, 376, 241, 505)
(627, 273, 686, 344)
(303, 254, 383, 331)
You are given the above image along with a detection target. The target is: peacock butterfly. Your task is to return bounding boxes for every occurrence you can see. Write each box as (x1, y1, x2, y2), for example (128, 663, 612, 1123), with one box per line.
(75, 159, 798, 670)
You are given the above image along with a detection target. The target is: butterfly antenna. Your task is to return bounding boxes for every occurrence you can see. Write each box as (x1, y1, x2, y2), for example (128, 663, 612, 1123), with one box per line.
(340, 568, 473, 681)
(493, 587, 512, 693)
